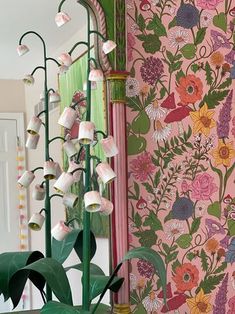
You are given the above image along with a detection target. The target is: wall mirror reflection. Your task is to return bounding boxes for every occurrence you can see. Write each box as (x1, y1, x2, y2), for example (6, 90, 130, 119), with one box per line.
(0, 1, 115, 312)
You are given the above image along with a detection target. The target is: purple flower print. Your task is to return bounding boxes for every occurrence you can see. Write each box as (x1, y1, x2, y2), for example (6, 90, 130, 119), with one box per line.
(176, 4, 199, 29)
(211, 30, 231, 50)
(217, 90, 233, 139)
(213, 273, 228, 314)
(205, 218, 225, 238)
(220, 236, 230, 249)
(137, 259, 155, 278)
(225, 49, 235, 64)
(140, 56, 164, 86)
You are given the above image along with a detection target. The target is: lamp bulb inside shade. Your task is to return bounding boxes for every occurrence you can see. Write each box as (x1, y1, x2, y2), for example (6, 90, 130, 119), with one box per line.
(23, 74, 34, 85)
(102, 40, 117, 54)
(28, 213, 45, 231)
(17, 170, 35, 188)
(55, 12, 71, 27)
(17, 44, 29, 56)
(84, 191, 102, 212)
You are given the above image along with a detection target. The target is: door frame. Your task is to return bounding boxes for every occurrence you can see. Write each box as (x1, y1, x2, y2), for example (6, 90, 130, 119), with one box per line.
(0, 112, 31, 310)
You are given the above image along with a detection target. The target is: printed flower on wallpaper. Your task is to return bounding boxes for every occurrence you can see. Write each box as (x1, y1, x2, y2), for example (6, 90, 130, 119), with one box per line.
(126, 0, 235, 312)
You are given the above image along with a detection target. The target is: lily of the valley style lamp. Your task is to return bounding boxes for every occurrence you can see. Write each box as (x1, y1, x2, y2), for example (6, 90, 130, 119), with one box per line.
(16, 0, 117, 311)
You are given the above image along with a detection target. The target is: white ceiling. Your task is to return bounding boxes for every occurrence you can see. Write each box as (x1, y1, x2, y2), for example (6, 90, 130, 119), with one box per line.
(0, 0, 86, 79)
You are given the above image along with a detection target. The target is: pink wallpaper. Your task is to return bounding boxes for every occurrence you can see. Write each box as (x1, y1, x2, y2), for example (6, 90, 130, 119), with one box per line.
(126, 0, 235, 313)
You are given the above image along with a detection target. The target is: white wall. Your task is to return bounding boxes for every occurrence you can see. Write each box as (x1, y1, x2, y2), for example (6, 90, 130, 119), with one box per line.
(0, 80, 25, 112)
(23, 26, 110, 309)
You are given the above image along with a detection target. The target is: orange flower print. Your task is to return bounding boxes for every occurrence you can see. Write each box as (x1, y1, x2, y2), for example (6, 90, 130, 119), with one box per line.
(176, 74, 203, 105)
(173, 263, 199, 293)
(205, 238, 219, 254)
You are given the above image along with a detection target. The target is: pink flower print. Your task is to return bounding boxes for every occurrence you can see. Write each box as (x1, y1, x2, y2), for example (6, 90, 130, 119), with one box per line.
(130, 152, 155, 182)
(181, 180, 190, 193)
(196, 0, 223, 10)
(191, 173, 218, 200)
(127, 32, 136, 62)
(228, 295, 235, 314)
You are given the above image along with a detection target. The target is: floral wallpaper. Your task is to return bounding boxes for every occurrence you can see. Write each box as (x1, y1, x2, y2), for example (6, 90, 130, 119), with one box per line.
(126, 0, 235, 313)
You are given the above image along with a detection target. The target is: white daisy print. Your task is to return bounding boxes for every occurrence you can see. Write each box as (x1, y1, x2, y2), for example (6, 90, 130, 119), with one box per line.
(145, 100, 166, 120)
(142, 291, 162, 313)
(152, 121, 172, 142)
(126, 77, 140, 97)
(169, 27, 190, 49)
(165, 221, 185, 240)
(200, 11, 212, 27)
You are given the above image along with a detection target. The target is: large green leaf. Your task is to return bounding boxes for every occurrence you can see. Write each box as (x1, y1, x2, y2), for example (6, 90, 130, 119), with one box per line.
(52, 229, 81, 264)
(41, 301, 80, 314)
(180, 44, 196, 59)
(207, 202, 221, 219)
(213, 13, 227, 32)
(90, 275, 124, 300)
(9, 258, 73, 308)
(65, 263, 105, 276)
(0, 251, 44, 301)
(41, 302, 110, 314)
(74, 230, 97, 262)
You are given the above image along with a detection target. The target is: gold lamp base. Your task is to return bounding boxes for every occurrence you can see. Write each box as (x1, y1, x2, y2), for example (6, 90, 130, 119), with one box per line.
(112, 304, 131, 314)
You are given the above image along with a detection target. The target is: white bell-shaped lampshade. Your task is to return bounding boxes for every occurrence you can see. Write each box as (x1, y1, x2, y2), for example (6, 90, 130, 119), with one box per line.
(78, 121, 95, 145)
(26, 133, 40, 149)
(17, 44, 29, 56)
(54, 162, 63, 179)
(63, 139, 77, 158)
(51, 221, 72, 241)
(58, 107, 77, 130)
(102, 40, 117, 54)
(100, 197, 114, 215)
(84, 191, 101, 212)
(62, 193, 78, 208)
(96, 162, 116, 184)
(18, 171, 35, 188)
(88, 69, 104, 82)
(68, 161, 82, 183)
(43, 161, 57, 180)
(100, 135, 118, 157)
(23, 74, 34, 85)
(55, 11, 71, 27)
(32, 184, 46, 201)
(53, 172, 74, 194)
(27, 116, 42, 135)
(28, 213, 45, 231)
(49, 91, 61, 103)
(57, 53, 73, 67)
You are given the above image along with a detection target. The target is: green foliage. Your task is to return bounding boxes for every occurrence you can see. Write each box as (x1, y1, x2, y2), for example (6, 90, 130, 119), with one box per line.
(190, 218, 201, 235)
(201, 89, 230, 109)
(213, 13, 227, 32)
(197, 274, 225, 294)
(127, 134, 147, 155)
(217, 78, 232, 89)
(0, 251, 44, 301)
(10, 258, 73, 307)
(146, 14, 167, 37)
(52, 229, 81, 264)
(176, 69, 185, 83)
(65, 263, 105, 276)
(180, 44, 197, 59)
(152, 126, 193, 170)
(200, 249, 209, 272)
(207, 202, 221, 219)
(131, 111, 151, 134)
(168, 17, 177, 29)
(176, 234, 192, 249)
(214, 262, 227, 274)
(133, 229, 158, 247)
(137, 13, 146, 32)
(195, 28, 207, 45)
(136, 34, 161, 53)
(143, 211, 163, 231)
(228, 219, 235, 236)
(205, 62, 213, 85)
(90, 275, 124, 300)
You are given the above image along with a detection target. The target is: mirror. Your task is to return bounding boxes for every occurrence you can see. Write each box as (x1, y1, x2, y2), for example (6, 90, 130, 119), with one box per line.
(0, 1, 113, 312)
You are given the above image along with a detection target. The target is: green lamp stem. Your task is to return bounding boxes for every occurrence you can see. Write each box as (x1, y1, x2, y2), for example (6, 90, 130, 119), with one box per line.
(69, 41, 89, 55)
